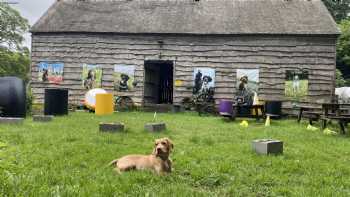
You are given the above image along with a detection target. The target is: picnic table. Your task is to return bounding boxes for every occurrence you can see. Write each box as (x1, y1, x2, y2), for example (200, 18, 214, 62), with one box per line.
(297, 103, 350, 134)
(297, 105, 322, 125)
(320, 103, 350, 134)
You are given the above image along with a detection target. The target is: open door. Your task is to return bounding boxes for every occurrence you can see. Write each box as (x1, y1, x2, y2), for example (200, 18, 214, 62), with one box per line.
(144, 60, 173, 105)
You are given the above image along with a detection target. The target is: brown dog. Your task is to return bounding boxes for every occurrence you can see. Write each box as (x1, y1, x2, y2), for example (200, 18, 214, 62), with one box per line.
(109, 138, 174, 175)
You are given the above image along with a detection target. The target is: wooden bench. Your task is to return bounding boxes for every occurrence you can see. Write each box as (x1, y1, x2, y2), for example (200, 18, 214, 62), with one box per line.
(234, 104, 265, 121)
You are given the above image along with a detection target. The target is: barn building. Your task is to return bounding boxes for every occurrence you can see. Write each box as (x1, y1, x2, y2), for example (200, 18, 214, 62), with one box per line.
(30, 0, 340, 113)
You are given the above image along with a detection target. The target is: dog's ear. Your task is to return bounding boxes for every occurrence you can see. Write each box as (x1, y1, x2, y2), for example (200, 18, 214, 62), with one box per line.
(154, 139, 160, 146)
(165, 138, 174, 151)
(152, 140, 157, 155)
(154, 139, 159, 148)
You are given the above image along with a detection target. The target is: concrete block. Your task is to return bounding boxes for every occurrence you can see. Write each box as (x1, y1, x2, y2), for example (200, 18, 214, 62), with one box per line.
(172, 104, 184, 113)
(99, 123, 125, 132)
(145, 123, 166, 132)
(0, 117, 24, 124)
(252, 139, 283, 155)
(33, 115, 54, 122)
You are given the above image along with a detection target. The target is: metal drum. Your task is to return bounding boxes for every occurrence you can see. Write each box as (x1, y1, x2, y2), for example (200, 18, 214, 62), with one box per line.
(0, 77, 26, 117)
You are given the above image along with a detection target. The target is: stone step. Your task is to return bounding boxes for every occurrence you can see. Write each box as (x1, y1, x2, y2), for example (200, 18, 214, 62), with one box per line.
(0, 117, 24, 124)
(145, 122, 166, 132)
(99, 122, 125, 133)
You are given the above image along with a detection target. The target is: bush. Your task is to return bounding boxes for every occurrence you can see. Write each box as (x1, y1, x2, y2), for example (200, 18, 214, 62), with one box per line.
(336, 69, 346, 87)
(337, 20, 350, 67)
(26, 86, 33, 115)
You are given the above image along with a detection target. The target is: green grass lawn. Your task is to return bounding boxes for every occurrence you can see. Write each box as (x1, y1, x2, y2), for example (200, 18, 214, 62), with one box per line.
(1, 112, 350, 196)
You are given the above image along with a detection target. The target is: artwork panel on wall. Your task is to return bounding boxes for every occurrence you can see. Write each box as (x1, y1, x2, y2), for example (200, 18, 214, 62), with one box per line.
(236, 69, 260, 94)
(82, 64, 103, 89)
(236, 69, 260, 106)
(38, 62, 64, 84)
(193, 67, 215, 95)
(114, 65, 136, 92)
(285, 70, 309, 100)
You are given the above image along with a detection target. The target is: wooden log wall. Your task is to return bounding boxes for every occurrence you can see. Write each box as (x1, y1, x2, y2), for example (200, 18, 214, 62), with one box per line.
(31, 33, 337, 114)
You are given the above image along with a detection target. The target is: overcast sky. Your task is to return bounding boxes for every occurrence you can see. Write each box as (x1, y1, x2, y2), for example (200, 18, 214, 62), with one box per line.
(9, 0, 56, 48)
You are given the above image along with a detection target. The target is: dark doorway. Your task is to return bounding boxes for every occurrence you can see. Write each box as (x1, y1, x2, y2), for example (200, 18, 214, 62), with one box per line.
(144, 60, 173, 104)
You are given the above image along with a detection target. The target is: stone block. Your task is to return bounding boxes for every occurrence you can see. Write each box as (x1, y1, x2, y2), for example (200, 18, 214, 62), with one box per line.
(0, 117, 24, 124)
(172, 104, 184, 113)
(33, 115, 54, 122)
(99, 123, 125, 132)
(145, 123, 166, 132)
(252, 139, 283, 155)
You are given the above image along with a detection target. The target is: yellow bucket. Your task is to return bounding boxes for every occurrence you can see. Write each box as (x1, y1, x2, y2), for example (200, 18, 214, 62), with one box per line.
(95, 93, 114, 115)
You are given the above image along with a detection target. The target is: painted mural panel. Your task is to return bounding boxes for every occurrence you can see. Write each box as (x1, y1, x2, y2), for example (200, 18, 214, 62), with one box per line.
(114, 65, 136, 91)
(82, 64, 102, 89)
(285, 70, 309, 100)
(193, 68, 215, 94)
(236, 69, 259, 93)
(38, 62, 64, 84)
(236, 69, 259, 105)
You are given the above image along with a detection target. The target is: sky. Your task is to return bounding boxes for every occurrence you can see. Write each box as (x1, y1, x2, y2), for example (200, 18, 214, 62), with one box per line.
(8, 0, 56, 48)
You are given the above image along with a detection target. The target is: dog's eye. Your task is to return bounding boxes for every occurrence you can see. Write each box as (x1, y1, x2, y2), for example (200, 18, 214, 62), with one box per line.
(161, 142, 166, 145)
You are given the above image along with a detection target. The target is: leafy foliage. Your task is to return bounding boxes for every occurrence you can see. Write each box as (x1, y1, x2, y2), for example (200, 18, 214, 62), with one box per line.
(337, 20, 350, 67)
(336, 69, 346, 87)
(0, 2, 29, 50)
(0, 2, 30, 83)
(26, 86, 33, 114)
(322, 0, 350, 22)
(0, 48, 30, 82)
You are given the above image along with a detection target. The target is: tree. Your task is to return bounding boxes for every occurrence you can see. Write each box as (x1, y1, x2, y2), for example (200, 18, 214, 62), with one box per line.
(322, 0, 350, 22)
(0, 47, 30, 82)
(0, 2, 29, 50)
(336, 69, 346, 87)
(0, 2, 30, 82)
(337, 20, 350, 67)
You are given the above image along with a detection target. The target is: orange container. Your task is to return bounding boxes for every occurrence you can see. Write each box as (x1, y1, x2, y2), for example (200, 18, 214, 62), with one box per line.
(95, 93, 114, 115)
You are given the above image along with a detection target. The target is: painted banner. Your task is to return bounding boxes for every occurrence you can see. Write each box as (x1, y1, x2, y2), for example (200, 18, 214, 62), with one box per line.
(38, 62, 64, 84)
(193, 68, 215, 94)
(82, 64, 102, 89)
(236, 69, 259, 93)
(285, 70, 309, 100)
(236, 69, 260, 105)
(114, 65, 136, 91)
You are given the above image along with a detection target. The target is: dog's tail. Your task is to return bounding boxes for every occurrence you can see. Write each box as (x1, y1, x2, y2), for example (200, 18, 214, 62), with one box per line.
(108, 159, 119, 167)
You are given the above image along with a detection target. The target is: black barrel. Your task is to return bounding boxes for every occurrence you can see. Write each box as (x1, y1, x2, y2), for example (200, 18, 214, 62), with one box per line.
(265, 101, 282, 117)
(44, 88, 68, 116)
(0, 77, 26, 117)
